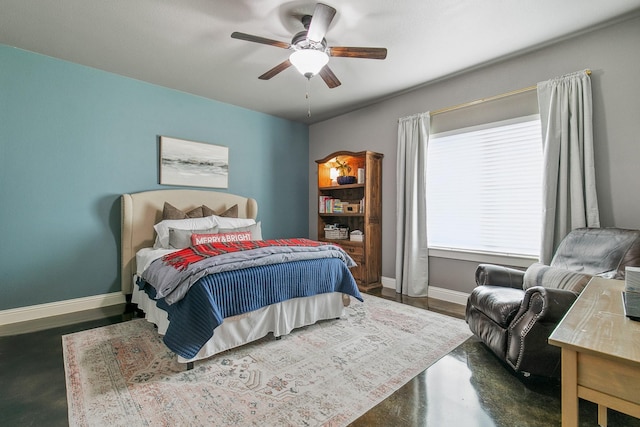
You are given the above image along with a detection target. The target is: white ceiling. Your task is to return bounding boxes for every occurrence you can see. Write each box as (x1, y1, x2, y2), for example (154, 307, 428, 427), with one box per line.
(2, 0, 640, 124)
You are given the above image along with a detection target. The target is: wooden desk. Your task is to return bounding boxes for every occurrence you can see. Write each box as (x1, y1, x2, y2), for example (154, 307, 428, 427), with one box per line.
(549, 277, 640, 427)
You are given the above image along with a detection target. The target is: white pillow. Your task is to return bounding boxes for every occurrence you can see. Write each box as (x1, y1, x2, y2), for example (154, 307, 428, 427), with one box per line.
(153, 215, 217, 249)
(211, 216, 256, 229)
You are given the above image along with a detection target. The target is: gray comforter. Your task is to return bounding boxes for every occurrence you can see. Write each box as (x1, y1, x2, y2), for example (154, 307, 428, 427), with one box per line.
(140, 243, 356, 304)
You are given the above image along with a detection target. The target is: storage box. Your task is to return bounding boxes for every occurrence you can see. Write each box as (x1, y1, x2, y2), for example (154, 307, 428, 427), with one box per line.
(324, 225, 349, 240)
(344, 204, 360, 213)
(350, 231, 364, 242)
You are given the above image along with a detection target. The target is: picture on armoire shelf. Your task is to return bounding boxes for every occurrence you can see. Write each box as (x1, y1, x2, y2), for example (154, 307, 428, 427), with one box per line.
(159, 136, 229, 188)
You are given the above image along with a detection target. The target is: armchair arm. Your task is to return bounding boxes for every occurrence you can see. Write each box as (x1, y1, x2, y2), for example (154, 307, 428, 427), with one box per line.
(515, 286, 578, 324)
(475, 264, 525, 289)
(505, 286, 579, 376)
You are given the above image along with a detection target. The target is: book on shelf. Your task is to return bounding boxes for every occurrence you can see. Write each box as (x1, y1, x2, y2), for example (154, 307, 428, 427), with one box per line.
(319, 196, 346, 214)
(626, 266, 640, 293)
(319, 196, 327, 213)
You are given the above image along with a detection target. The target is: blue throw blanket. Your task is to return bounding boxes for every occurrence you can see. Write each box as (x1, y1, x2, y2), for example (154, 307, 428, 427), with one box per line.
(140, 257, 362, 359)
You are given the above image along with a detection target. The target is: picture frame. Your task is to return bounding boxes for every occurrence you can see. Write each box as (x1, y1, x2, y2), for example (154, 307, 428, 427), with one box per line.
(159, 136, 229, 189)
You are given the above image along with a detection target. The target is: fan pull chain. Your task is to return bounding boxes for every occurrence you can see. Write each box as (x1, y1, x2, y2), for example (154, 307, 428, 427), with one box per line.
(306, 77, 312, 118)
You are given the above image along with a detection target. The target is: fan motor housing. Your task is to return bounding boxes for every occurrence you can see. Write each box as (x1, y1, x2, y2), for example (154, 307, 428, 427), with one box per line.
(291, 30, 327, 51)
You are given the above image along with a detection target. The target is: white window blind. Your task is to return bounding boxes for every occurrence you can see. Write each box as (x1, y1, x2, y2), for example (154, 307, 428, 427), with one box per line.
(427, 115, 543, 257)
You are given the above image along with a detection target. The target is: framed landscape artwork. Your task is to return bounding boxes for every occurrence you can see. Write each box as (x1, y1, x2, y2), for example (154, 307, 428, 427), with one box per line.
(159, 136, 229, 189)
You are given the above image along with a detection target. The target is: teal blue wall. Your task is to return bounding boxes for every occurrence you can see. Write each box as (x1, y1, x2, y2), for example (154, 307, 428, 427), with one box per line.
(0, 45, 309, 310)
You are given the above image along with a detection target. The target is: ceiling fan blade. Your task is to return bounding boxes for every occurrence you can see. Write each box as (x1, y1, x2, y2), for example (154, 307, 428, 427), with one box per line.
(329, 47, 387, 60)
(306, 3, 336, 43)
(319, 66, 341, 88)
(231, 32, 291, 49)
(258, 60, 292, 80)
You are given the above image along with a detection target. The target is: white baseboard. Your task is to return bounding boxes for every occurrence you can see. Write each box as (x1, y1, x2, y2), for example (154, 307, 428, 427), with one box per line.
(427, 286, 469, 306)
(0, 292, 126, 326)
(381, 276, 469, 306)
(381, 276, 396, 289)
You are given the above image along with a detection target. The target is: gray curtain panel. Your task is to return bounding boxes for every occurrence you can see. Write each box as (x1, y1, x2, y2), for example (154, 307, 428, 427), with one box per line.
(537, 70, 600, 264)
(396, 112, 430, 296)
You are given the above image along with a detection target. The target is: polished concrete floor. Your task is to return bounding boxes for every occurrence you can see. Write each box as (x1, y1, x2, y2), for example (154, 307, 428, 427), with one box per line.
(1, 290, 639, 427)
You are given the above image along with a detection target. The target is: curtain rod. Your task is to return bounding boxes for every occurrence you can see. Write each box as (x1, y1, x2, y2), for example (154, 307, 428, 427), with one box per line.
(430, 69, 592, 117)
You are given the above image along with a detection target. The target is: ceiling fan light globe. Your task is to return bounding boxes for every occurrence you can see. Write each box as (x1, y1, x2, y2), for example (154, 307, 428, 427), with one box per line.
(289, 49, 329, 78)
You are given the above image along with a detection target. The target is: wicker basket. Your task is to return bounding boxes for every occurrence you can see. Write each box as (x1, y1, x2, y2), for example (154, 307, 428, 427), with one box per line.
(325, 228, 349, 240)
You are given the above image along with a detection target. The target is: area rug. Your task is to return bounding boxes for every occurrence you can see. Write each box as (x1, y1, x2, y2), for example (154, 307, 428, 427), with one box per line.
(63, 294, 472, 427)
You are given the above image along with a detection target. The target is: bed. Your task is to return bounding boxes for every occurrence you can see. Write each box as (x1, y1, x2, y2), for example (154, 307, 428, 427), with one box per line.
(121, 189, 362, 365)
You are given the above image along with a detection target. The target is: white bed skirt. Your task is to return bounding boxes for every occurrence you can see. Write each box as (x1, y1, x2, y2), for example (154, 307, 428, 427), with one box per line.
(131, 284, 348, 363)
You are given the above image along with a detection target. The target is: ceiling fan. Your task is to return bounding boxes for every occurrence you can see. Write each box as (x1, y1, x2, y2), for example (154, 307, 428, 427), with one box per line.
(231, 3, 387, 88)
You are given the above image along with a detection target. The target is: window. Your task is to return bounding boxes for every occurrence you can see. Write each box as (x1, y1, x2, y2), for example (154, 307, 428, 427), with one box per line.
(426, 115, 542, 257)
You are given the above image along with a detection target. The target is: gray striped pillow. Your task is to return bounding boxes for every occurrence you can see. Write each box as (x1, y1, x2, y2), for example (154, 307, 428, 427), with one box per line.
(523, 263, 592, 293)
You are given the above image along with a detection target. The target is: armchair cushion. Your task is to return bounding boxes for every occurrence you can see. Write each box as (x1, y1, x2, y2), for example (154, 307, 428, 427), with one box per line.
(551, 228, 640, 279)
(523, 263, 592, 293)
(468, 286, 525, 328)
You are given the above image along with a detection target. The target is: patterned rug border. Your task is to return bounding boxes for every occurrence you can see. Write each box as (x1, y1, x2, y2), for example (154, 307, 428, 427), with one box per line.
(64, 293, 472, 427)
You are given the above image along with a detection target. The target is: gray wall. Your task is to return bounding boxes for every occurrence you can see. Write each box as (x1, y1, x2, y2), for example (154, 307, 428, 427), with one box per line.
(308, 14, 640, 294)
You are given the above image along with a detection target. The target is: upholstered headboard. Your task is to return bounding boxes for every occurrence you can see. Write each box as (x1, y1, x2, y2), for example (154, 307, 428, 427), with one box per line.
(121, 189, 258, 293)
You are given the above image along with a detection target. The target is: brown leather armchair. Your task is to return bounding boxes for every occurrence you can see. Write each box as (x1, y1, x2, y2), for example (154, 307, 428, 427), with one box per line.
(465, 227, 640, 377)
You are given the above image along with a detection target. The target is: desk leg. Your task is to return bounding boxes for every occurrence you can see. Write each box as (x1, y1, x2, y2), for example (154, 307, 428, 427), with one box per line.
(598, 404, 607, 427)
(561, 349, 579, 427)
